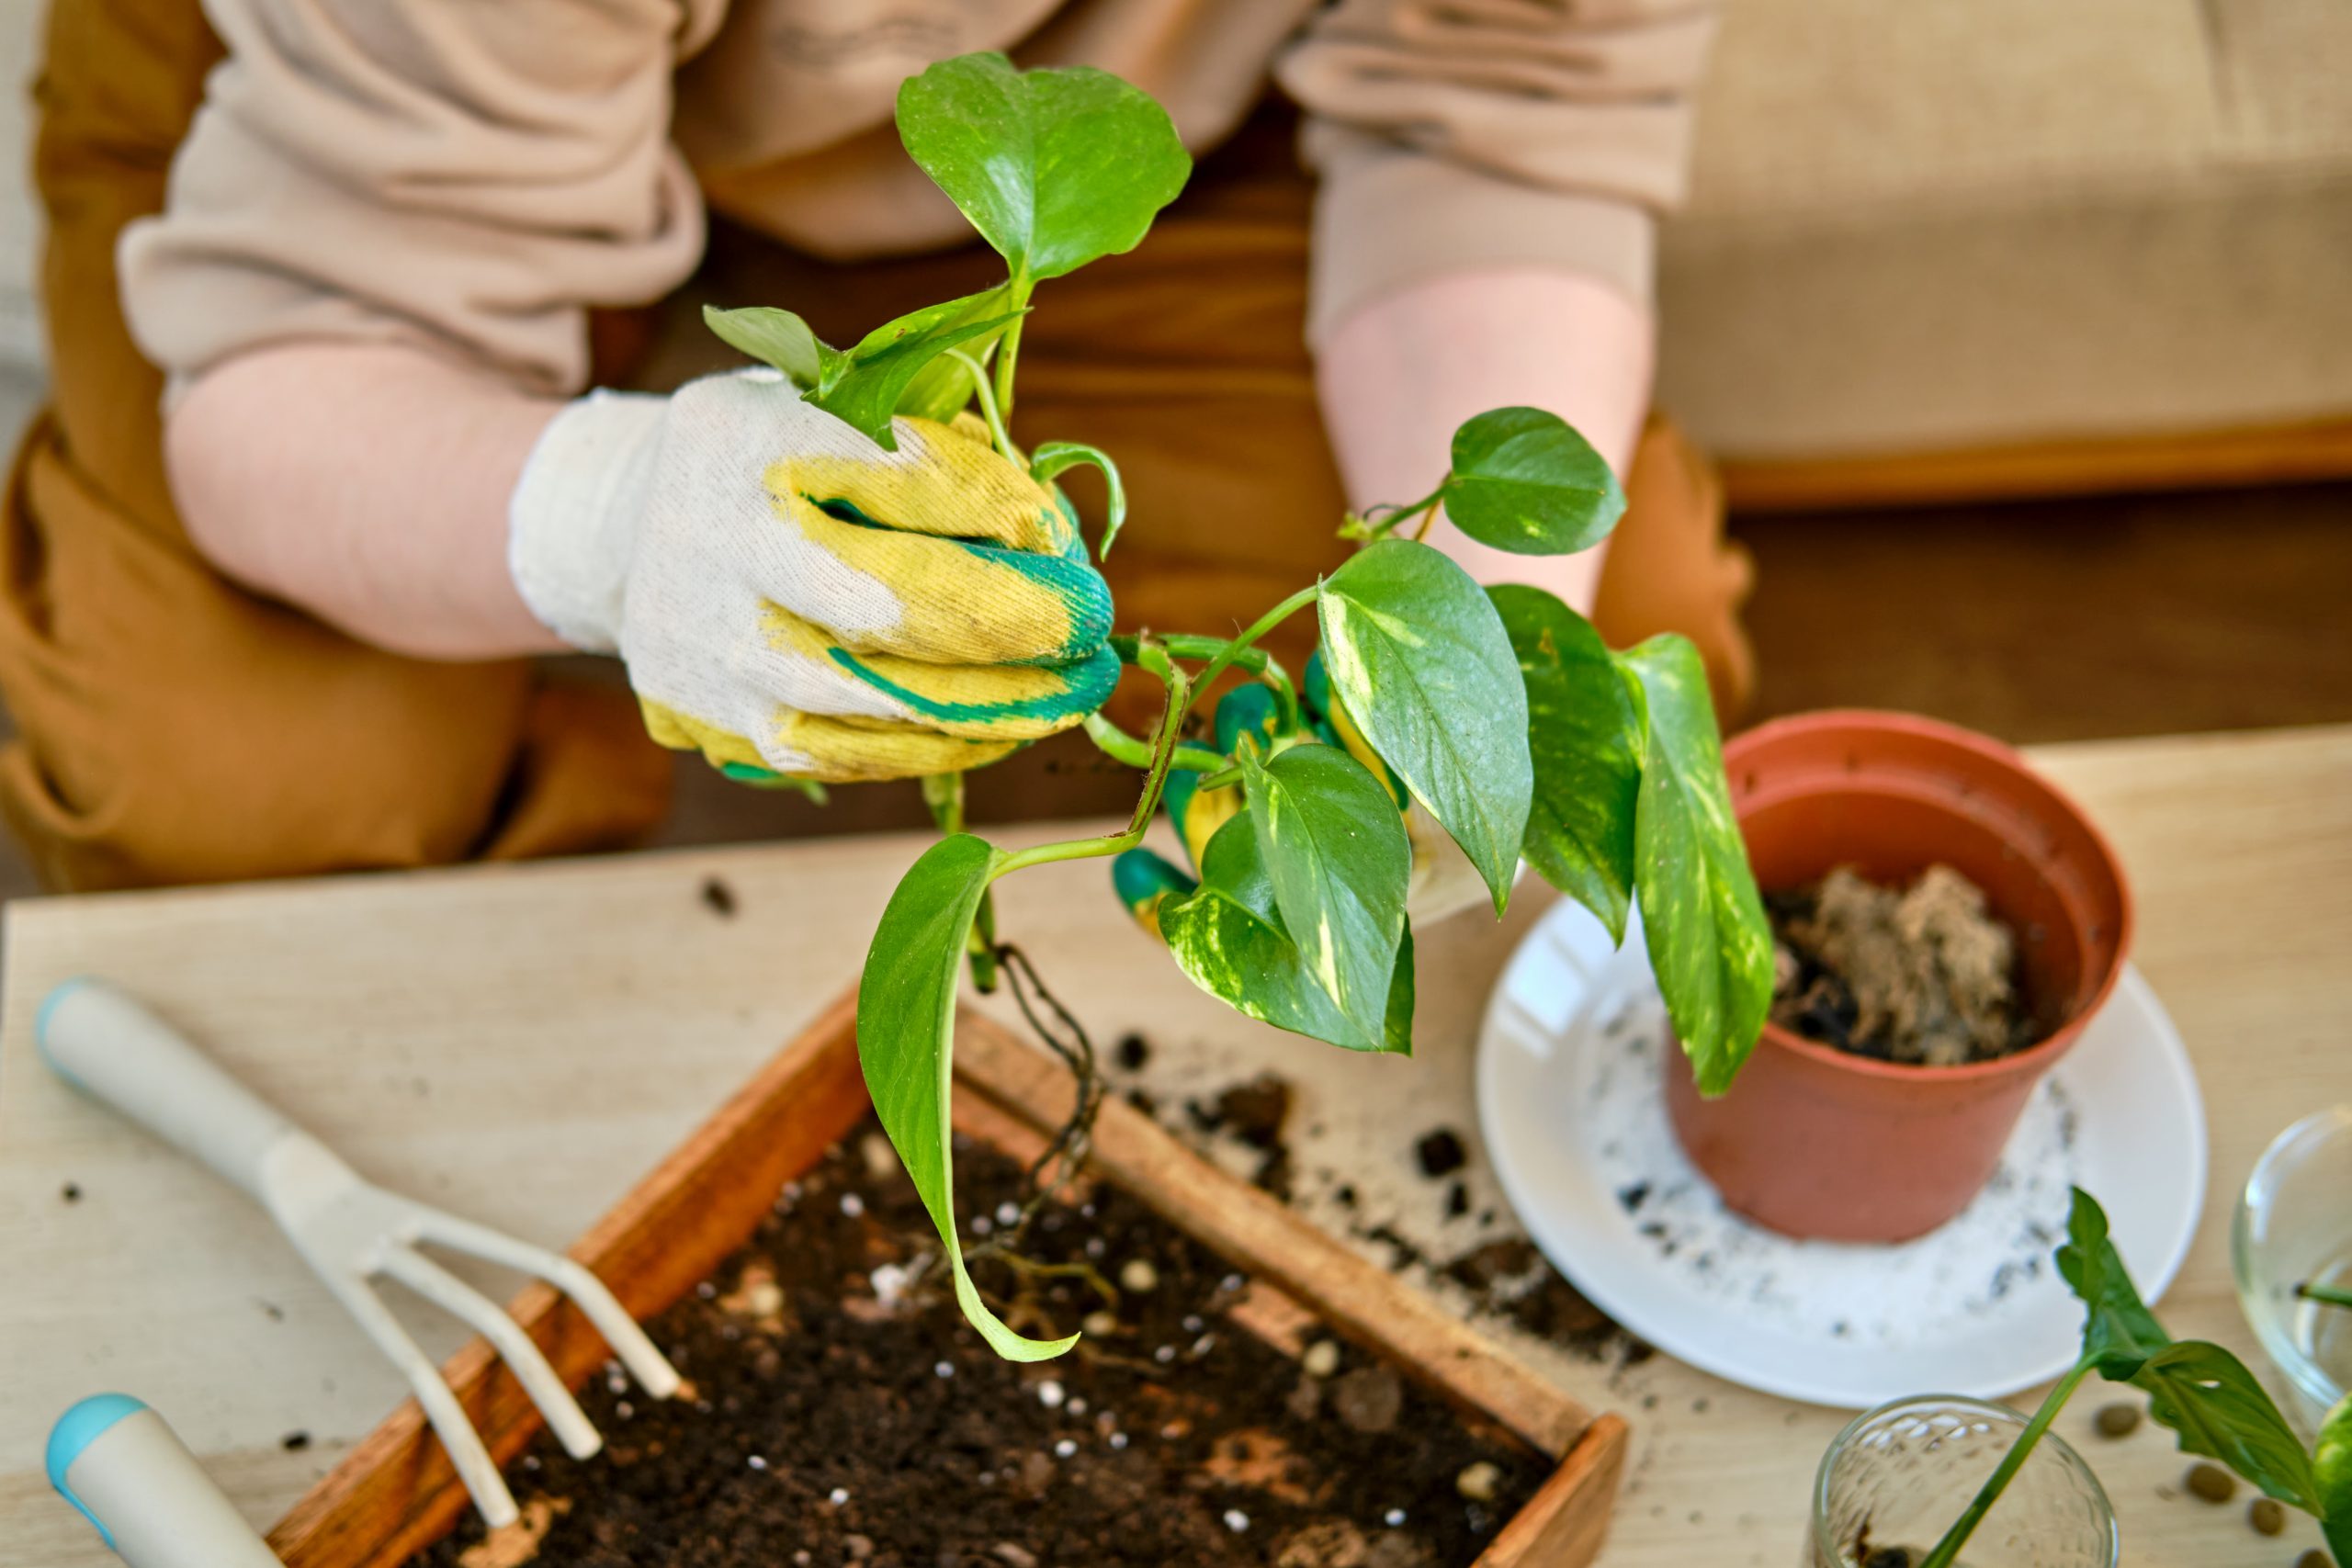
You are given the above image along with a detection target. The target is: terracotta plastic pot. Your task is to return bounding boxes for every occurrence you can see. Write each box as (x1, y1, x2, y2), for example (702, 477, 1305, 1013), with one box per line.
(1664, 711, 2132, 1243)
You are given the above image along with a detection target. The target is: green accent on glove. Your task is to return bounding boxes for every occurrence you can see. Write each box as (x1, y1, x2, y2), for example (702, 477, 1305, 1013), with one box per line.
(824, 640, 1120, 733)
(1114, 847, 1196, 938)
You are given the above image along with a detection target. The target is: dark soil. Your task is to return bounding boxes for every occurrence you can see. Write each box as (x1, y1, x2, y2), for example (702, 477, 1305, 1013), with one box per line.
(412, 1119, 1538, 1568)
(1190, 1075, 1292, 1152)
(1768, 865, 2032, 1067)
(1440, 1239, 1651, 1367)
(1412, 1131, 1466, 1180)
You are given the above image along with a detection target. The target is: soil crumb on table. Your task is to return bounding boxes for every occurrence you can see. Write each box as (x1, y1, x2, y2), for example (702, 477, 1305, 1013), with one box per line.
(412, 1119, 1538, 1568)
(1769, 865, 2030, 1066)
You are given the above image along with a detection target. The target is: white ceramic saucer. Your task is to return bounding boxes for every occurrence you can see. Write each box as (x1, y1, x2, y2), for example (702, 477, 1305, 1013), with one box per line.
(1476, 898, 2208, 1409)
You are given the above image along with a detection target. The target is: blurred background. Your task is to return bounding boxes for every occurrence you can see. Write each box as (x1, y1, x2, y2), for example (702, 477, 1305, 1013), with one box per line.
(0, 0, 2345, 898)
(0, 0, 35, 435)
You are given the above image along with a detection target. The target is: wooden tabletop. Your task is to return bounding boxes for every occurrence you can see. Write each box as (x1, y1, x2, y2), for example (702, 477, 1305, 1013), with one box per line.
(1, 725, 2346, 1568)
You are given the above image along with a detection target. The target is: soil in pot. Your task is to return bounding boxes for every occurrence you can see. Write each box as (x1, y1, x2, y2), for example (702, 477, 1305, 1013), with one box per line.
(411, 1116, 1539, 1568)
(1769, 864, 2033, 1067)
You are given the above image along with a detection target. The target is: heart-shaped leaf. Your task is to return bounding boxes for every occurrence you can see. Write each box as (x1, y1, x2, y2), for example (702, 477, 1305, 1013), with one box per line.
(2131, 1340, 2322, 1513)
(703, 304, 836, 389)
(1441, 407, 1624, 557)
(1317, 540, 1531, 913)
(1236, 741, 1410, 1047)
(809, 288, 1026, 449)
(1615, 635, 1771, 1092)
(897, 53, 1192, 288)
(1161, 811, 1413, 1055)
(857, 833, 1076, 1361)
(1490, 584, 1639, 942)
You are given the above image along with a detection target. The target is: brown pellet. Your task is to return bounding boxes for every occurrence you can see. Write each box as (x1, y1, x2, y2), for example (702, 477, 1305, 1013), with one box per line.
(2294, 1551, 2332, 1568)
(2092, 1402, 2141, 1438)
(2248, 1497, 2286, 1535)
(2185, 1461, 2235, 1503)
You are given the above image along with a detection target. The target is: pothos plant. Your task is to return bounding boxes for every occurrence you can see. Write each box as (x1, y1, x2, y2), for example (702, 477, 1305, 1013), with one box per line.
(704, 51, 1774, 1362)
(1904, 1190, 2349, 1567)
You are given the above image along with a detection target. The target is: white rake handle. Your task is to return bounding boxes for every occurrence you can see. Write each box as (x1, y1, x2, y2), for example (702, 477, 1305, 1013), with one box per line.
(48, 1397, 282, 1567)
(37, 979, 297, 1203)
(36, 977, 683, 1534)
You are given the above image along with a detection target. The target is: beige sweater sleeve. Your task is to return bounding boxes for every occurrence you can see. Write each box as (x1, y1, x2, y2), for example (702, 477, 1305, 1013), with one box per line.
(119, 0, 718, 399)
(1277, 0, 1720, 346)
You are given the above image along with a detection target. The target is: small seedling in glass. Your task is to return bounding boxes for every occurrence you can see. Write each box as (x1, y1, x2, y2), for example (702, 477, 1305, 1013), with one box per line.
(1910, 1189, 2350, 1568)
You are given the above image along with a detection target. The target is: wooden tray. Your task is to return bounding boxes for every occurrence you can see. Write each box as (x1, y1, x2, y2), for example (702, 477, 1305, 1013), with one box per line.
(264, 992, 1627, 1566)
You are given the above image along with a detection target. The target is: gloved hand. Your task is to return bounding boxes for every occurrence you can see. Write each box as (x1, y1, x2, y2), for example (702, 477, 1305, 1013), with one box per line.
(1113, 663, 1490, 937)
(508, 370, 1116, 784)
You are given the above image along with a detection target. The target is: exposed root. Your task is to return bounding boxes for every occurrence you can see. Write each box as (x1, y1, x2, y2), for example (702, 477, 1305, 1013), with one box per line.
(958, 940, 1115, 1333)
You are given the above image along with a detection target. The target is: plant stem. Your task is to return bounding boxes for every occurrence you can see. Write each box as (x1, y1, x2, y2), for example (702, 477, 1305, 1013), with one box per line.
(1149, 632, 1278, 669)
(1189, 585, 1319, 703)
(921, 772, 965, 835)
(993, 310, 1025, 429)
(988, 589, 1313, 883)
(1346, 489, 1443, 544)
(1917, 1360, 2095, 1568)
(2299, 1282, 2352, 1310)
(1148, 634, 1302, 735)
(992, 831, 1147, 880)
(922, 773, 1000, 991)
(1113, 632, 1275, 678)
(949, 348, 1019, 464)
(1081, 712, 1225, 775)
(991, 645, 1193, 881)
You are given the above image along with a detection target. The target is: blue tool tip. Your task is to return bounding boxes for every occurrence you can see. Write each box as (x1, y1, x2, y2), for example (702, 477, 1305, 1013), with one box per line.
(49, 1393, 146, 1547)
(49, 1393, 144, 1489)
(33, 976, 97, 1083)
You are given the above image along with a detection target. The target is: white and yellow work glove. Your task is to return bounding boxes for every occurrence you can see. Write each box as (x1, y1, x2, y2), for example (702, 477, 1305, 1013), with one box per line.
(508, 370, 1116, 784)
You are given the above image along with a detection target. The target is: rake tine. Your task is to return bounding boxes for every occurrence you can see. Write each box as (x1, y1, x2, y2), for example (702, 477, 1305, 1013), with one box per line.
(378, 1244, 601, 1461)
(323, 1273, 519, 1529)
(413, 1206, 682, 1399)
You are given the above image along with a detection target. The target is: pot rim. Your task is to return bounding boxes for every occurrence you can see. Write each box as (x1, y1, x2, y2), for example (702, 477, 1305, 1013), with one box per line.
(1724, 708, 2136, 1088)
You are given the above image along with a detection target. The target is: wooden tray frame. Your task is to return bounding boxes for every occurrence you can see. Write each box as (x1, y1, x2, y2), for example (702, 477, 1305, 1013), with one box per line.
(265, 992, 1627, 1567)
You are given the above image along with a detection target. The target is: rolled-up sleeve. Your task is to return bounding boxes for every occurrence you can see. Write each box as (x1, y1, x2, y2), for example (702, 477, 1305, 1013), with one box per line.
(1276, 0, 1719, 345)
(120, 0, 716, 399)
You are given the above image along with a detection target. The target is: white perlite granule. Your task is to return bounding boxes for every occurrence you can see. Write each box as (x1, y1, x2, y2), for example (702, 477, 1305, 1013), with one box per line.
(1568, 989, 2082, 1348)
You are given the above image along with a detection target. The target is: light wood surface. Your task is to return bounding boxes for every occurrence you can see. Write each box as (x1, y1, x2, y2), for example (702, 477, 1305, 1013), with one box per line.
(2, 725, 2346, 1567)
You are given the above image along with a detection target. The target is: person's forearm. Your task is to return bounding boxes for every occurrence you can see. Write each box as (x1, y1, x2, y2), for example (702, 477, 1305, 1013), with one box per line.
(1317, 267, 1653, 616)
(166, 344, 571, 660)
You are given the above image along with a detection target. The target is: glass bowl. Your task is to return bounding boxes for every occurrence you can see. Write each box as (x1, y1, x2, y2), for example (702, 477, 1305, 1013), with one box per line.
(1808, 1395, 2118, 1568)
(2233, 1105, 2352, 1426)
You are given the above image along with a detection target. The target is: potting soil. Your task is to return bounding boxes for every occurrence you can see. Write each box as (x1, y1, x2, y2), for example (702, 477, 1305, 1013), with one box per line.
(1769, 865, 2031, 1066)
(410, 1118, 1538, 1568)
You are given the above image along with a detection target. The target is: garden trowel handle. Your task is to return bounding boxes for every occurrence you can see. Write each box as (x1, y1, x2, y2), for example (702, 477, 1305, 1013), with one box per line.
(37, 978, 301, 1206)
(48, 1397, 283, 1567)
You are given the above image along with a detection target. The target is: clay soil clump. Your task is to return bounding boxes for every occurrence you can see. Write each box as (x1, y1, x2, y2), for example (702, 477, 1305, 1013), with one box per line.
(1769, 865, 2031, 1067)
